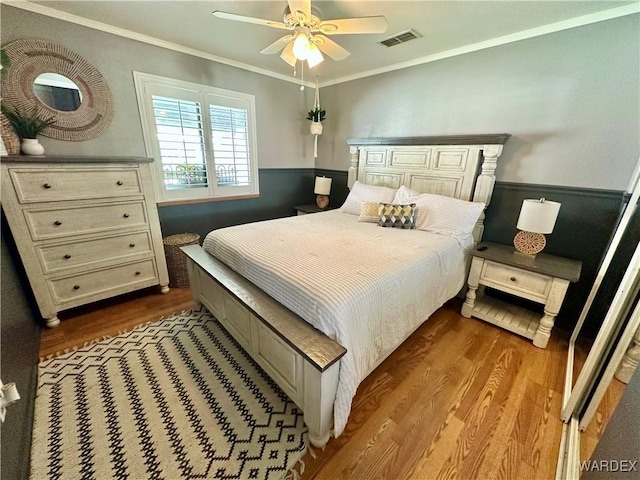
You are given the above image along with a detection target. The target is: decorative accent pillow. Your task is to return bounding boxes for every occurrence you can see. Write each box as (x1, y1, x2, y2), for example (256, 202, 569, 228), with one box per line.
(341, 181, 398, 215)
(377, 203, 416, 229)
(358, 202, 380, 223)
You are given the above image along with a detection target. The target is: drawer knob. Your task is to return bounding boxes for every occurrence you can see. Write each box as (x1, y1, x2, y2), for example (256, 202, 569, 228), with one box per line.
(123, 213, 130, 218)
(54, 220, 62, 226)
(129, 243, 136, 248)
(116, 180, 124, 186)
(43, 183, 51, 189)
(510, 276, 517, 282)
(64, 254, 71, 259)
(135, 271, 141, 276)
(73, 285, 80, 290)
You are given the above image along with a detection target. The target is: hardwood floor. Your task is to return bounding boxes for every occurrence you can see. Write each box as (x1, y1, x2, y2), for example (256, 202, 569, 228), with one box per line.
(39, 286, 195, 359)
(39, 291, 626, 479)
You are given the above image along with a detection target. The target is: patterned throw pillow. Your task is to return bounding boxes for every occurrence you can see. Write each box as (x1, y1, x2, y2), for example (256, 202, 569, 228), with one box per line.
(377, 203, 417, 229)
(358, 202, 380, 223)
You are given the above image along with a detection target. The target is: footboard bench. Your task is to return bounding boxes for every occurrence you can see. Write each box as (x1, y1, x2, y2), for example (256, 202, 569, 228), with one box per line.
(181, 245, 347, 448)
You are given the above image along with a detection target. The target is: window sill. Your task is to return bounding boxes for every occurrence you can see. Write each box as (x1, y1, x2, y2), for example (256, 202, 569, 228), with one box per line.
(157, 193, 259, 207)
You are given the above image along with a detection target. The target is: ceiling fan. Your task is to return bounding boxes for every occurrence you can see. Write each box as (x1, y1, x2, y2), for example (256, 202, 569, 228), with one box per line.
(212, 0, 388, 68)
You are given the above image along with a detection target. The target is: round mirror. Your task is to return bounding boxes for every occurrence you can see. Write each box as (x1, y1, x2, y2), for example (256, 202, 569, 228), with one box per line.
(33, 73, 83, 112)
(1, 39, 114, 141)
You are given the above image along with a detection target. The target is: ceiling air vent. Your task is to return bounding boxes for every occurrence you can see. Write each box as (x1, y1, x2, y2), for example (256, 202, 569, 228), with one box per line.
(379, 29, 422, 47)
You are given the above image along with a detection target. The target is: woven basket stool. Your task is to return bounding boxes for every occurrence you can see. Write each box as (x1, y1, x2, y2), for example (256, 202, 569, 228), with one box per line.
(163, 233, 200, 288)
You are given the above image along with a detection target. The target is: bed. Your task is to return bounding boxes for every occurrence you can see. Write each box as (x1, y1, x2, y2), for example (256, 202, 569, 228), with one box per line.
(182, 134, 510, 448)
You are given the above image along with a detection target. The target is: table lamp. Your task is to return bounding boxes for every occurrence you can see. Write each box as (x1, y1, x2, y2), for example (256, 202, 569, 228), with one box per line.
(514, 198, 561, 256)
(314, 176, 332, 209)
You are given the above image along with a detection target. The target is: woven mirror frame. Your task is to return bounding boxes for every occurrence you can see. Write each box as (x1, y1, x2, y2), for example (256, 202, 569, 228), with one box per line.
(1, 39, 114, 141)
(1, 112, 21, 154)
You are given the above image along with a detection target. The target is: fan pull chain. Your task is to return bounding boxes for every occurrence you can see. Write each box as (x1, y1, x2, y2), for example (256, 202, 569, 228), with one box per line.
(300, 60, 305, 91)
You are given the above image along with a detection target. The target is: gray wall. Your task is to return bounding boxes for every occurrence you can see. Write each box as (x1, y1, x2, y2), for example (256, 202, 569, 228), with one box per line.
(1, 5, 316, 169)
(318, 14, 640, 191)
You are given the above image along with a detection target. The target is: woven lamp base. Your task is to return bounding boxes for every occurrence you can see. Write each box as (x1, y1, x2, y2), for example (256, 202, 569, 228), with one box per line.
(163, 233, 200, 287)
(514, 230, 546, 256)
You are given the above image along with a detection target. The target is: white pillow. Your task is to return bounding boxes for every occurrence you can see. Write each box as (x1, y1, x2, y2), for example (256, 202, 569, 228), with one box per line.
(341, 181, 397, 215)
(393, 185, 421, 203)
(394, 186, 484, 237)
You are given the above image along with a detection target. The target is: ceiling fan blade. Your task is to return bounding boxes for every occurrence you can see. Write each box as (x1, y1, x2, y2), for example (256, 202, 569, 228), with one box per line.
(317, 16, 388, 35)
(287, 0, 312, 23)
(212, 11, 290, 30)
(261, 35, 294, 54)
(313, 35, 350, 61)
(280, 43, 296, 67)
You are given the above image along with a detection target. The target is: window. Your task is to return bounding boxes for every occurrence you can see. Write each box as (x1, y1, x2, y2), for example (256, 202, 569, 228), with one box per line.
(134, 72, 259, 202)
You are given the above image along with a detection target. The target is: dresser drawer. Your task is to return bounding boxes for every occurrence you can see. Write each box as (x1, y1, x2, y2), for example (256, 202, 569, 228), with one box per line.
(9, 168, 143, 203)
(25, 201, 148, 240)
(37, 231, 153, 274)
(49, 259, 157, 304)
(481, 260, 552, 300)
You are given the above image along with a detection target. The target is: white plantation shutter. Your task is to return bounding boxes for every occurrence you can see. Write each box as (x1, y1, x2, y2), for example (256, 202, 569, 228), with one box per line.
(210, 106, 250, 187)
(134, 72, 259, 201)
(153, 96, 208, 190)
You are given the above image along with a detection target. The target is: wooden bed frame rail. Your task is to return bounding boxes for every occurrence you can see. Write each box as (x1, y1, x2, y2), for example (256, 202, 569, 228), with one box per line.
(182, 245, 346, 448)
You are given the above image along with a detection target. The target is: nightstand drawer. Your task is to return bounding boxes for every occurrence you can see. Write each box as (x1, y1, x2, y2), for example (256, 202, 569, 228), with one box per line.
(481, 260, 552, 300)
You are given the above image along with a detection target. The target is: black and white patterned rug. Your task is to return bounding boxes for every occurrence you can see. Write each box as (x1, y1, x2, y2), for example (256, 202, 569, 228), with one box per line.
(30, 307, 307, 480)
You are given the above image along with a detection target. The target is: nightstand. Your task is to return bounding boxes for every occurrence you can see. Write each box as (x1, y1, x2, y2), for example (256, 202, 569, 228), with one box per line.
(294, 204, 331, 215)
(461, 241, 581, 348)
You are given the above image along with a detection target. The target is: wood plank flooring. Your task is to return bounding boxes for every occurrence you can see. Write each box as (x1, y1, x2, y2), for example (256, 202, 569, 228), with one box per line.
(39, 286, 195, 359)
(39, 289, 626, 479)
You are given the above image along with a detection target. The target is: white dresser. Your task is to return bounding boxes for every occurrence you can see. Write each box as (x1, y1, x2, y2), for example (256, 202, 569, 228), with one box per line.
(1, 156, 170, 327)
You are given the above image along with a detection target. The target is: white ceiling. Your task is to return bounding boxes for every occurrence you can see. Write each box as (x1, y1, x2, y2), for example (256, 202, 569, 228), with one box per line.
(13, 1, 640, 86)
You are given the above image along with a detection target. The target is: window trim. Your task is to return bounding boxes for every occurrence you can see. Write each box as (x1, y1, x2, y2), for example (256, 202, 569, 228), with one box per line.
(133, 71, 260, 203)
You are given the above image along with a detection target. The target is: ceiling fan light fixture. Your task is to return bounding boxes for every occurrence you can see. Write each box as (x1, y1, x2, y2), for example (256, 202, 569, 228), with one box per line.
(293, 32, 311, 60)
(307, 43, 324, 67)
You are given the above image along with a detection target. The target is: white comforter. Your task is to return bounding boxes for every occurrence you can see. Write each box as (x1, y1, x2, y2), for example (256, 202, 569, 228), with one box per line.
(203, 210, 472, 436)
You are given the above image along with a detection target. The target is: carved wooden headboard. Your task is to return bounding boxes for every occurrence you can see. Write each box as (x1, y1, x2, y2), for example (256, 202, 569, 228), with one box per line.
(346, 134, 510, 242)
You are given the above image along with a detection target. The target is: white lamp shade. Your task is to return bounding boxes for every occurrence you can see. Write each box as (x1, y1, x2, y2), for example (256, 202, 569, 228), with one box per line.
(314, 176, 332, 195)
(516, 198, 561, 234)
(307, 43, 324, 68)
(293, 33, 310, 60)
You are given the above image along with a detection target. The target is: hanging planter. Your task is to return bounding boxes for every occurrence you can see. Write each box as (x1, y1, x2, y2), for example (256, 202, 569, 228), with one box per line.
(307, 109, 325, 135)
(307, 78, 326, 158)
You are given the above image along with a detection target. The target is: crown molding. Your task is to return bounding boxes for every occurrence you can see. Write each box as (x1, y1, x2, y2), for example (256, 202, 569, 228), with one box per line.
(2, 0, 315, 88)
(319, 2, 640, 87)
(4, 1, 638, 89)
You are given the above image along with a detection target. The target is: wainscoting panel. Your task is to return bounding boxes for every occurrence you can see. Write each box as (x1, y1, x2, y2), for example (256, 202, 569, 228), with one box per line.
(158, 169, 316, 240)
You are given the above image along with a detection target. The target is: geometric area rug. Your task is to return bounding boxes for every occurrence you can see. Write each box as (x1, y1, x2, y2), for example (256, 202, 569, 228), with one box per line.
(30, 306, 307, 480)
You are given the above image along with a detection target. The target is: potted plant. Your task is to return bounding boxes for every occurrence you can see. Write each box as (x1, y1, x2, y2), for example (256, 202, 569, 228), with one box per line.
(306, 107, 326, 135)
(1, 105, 56, 155)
